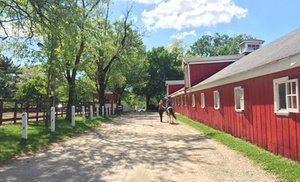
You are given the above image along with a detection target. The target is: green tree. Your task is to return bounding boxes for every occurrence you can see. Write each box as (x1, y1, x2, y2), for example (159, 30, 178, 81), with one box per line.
(135, 47, 183, 109)
(190, 33, 253, 56)
(107, 31, 147, 105)
(84, 6, 137, 114)
(0, 55, 20, 98)
(15, 65, 47, 101)
(75, 75, 96, 102)
(35, 0, 106, 121)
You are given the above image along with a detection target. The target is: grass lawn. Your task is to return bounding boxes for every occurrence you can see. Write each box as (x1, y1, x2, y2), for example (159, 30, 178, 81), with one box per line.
(0, 116, 113, 162)
(177, 114, 300, 182)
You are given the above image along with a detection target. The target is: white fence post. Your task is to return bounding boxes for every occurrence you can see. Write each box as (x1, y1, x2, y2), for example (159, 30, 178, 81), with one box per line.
(96, 104, 99, 117)
(51, 107, 55, 132)
(82, 106, 85, 123)
(22, 112, 28, 139)
(112, 107, 115, 115)
(102, 106, 105, 116)
(90, 105, 93, 119)
(72, 105, 75, 127)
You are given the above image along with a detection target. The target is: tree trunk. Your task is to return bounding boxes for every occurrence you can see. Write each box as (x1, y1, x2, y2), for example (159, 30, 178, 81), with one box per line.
(97, 69, 106, 116)
(66, 79, 75, 122)
(146, 95, 151, 111)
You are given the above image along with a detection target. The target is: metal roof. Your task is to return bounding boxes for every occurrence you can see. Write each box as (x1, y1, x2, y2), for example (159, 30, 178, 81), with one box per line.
(189, 28, 300, 92)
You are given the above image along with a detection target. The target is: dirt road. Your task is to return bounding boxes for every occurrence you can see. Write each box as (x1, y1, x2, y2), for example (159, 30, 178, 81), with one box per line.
(0, 112, 277, 182)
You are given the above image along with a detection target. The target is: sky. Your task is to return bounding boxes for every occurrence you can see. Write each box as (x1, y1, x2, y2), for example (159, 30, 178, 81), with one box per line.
(111, 0, 300, 50)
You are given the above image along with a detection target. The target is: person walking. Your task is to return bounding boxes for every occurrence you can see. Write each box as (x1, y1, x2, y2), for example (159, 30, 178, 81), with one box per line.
(158, 100, 165, 122)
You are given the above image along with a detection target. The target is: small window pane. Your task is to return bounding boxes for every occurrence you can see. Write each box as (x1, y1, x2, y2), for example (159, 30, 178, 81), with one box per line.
(201, 93, 205, 108)
(214, 91, 220, 109)
(192, 94, 195, 107)
(292, 97, 297, 109)
(234, 87, 244, 111)
(292, 82, 296, 94)
(287, 83, 291, 94)
(279, 83, 286, 109)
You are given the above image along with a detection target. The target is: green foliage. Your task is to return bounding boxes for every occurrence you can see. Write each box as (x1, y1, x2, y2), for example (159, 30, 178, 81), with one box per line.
(177, 114, 300, 182)
(122, 92, 145, 108)
(16, 75, 47, 101)
(0, 55, 20, 98)
(135, 47, 183, 106)
(190, 33, 253, 56)
(107, 31, 147, 103)
(75, 75, 96, 102)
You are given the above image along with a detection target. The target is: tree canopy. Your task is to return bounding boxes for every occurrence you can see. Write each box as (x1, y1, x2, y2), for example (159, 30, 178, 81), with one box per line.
(0, 55, 20, 98)
(190, 33, 253, 56)
(134, 46, 183, 109)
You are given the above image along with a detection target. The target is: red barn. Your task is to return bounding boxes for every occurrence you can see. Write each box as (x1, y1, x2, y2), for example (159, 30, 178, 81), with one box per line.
(183, 55, 242, 88)
(170, 28, 300, 162)
(92, 91, 118, 112)
(165, 80, 184, 96)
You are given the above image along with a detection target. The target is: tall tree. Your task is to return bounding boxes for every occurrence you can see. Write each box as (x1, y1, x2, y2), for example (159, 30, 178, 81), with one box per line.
(135, 47, 183, 109)
(84, 5, 136, 114)
(107, 31, 147, 105)
(190, 33, 253, 56)
(0, 55, 20, 98)
(36, 0, 106, 121)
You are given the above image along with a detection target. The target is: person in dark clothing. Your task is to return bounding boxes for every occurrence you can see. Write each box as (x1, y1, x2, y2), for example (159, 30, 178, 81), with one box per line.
(158, 99, 165, 122)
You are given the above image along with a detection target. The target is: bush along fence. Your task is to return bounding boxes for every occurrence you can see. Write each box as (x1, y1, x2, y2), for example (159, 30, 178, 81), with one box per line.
(0, 99, 119, 125)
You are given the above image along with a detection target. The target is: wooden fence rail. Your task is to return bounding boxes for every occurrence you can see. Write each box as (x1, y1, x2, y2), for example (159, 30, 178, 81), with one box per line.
(0, 99, 93, 125)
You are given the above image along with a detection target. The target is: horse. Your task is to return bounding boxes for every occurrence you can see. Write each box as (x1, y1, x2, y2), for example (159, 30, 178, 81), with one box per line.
(166, 106, 176, 124)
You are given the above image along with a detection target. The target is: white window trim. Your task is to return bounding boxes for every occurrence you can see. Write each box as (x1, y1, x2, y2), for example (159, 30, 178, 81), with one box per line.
(234, 86, 245, 112)
(286, 79, 300, 113)
(192, 94, 195, 107)
(273, 77, 300, 116)
(273, 77, 289, 116)
(201, 93, 205, 108)
(213, 90, 220, 110)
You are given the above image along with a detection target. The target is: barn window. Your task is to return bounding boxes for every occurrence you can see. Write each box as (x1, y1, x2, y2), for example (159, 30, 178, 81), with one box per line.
(286, 79, 299, 112)
(213, 90, 220, 110)
(273, 77, 299, 115)
(192, 94, 195, 107)
(201, 93, 205, 108)
(234, 86, 245, 112)
(181, 95, 183, 105)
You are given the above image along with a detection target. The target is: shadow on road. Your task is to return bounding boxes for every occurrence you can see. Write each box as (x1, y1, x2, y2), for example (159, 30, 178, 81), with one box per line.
(0, 112, 215, 181)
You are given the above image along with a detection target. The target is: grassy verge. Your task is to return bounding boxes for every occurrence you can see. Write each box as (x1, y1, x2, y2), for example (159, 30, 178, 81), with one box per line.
(177, 114, 300, 182)
(0, 116, 113, 162)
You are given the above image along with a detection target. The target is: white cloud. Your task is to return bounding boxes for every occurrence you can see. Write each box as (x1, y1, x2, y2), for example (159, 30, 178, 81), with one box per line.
(171, 30, 196, 39)
(142, 0, 248, 30)
(127, 0, 163, 4)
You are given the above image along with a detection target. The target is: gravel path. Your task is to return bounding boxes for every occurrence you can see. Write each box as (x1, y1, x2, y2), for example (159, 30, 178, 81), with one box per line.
(0, 112, 278, 182)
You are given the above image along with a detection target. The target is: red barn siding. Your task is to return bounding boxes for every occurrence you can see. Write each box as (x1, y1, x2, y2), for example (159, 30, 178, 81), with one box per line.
(189, 62, 233, 87)
(168, 84, 184, 95)
(173, 66, 300, 162)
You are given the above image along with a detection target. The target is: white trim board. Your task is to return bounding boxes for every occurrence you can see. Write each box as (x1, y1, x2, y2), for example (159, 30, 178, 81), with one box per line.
(188, 59, 237, 65)
(165, 80, 184, 85)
